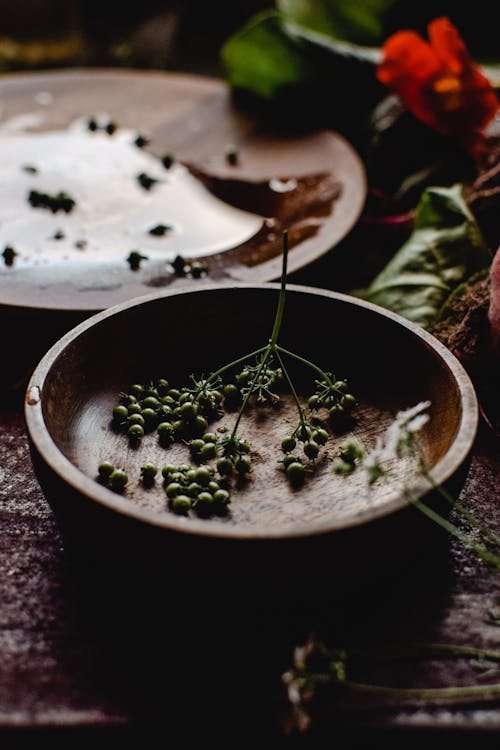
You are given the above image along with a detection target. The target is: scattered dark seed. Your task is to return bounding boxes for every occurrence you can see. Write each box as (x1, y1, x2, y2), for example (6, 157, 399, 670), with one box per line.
(52, 229, 65, 240)
(161, 153, 174, 169)
(105, 120, 117, 135)
(126, 250, 149, 270)
(22, 164, 39, 174)
(2, 245, 17, 266)
(74, 239, 87, 250)
(134, 134, 150, 148)
(87, 117, 98, 131)
(148, 223, 172, 237)
(137, 172, 159, 191)
(225, 145, 239, 166)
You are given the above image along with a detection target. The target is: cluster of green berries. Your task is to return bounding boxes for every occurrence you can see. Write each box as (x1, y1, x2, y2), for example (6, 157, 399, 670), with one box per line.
(280, 422, 328, 485)
(189, 433, 252, 477)
(97, 461, 128, 492)
(308, 377, 356, 420)
(162, 463, 230, 516)
(112, 378, 223, 445)
(235, 356, 283, 404)
(332, 440, 364, 476)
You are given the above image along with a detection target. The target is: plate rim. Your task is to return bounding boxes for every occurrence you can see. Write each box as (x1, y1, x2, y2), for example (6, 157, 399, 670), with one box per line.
(0, 67, 367, 312)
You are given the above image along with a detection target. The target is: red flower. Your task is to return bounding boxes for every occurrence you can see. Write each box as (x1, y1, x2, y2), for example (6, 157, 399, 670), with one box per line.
(377, 17, 499, 158)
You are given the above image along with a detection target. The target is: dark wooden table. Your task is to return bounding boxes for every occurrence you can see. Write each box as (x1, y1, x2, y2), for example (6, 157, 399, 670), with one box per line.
(0, 68, 499, 746)
(1, 244, 500, 747)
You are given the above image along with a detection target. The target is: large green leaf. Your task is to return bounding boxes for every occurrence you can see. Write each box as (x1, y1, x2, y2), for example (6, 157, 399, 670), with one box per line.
(221, 11, 383, 134)
(221, 11, 317, 99)
(356, 185, 492, 328)
(277, 0, 397, 45)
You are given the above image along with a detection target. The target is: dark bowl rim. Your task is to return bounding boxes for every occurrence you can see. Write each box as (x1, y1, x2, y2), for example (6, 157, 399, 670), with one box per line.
(24, 282, 479, 541)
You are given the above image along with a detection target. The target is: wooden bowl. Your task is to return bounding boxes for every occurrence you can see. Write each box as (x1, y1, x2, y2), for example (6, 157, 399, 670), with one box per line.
(24, 284, 478, 602)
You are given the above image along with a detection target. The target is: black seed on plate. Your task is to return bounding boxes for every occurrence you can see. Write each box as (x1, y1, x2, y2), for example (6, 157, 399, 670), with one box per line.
(22, 164, 39, 175)
(53, 229, 65, 240)
(137, 172, 158, 191)
(161, 153, 174, 169)
(2, 245, 17, 266)
(127, 250, 149, 270)
(105, 121, 117, 135)
(148, 224, 172, 237)
(75, 239, 87, 250)
(87, 117, 98, 131)
(134, 134, 150, 148)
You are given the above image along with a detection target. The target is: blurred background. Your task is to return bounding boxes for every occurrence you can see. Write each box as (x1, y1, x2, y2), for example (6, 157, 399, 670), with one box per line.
(1, 0, 498, 77)
(0, 1, 271, 75)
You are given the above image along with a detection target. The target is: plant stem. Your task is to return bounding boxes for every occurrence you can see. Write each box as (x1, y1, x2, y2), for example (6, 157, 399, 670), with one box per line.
(276, 350, 307, 428)
(419, 460, 500, 550)
(277, 345, 335, 388)
(269, 230, 288, 349)
(410, 497, 500, 570)
(198, 345, 268, 389)
(342, 679, 500, 703)
(231, 349, 271, 439)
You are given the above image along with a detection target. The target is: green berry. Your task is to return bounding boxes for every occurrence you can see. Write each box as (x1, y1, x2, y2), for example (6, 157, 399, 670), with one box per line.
(128, 413, 145, 426)
(98, 461, 114, 479)
(200, 442, 217, 459)
(202, 432, 217, 443)
(112, 404, 128, 421)
(281, 436, 296, 452)
(340, 394, 356, 410)
(303, 440, 320, 459)
(213, 489, 230, 506)
(165, 482, 182, 498)
(194, 466, 212, 486)
(312, 428, 329, 445)
(217, 457, 233, 476)
(130, 384, 145, 398)
(140, 463, 158, 482)
(286, 461, 306, 485)
(127, 423, 144, 440)
(283, 454, 300, 468)
(109, 468, 128, 491)
(171, 495, 191, 514)
(235, 455, 251, 474)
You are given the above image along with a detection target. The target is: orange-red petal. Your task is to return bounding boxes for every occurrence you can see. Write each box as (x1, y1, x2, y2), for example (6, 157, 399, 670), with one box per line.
(428, 17, 468, 74)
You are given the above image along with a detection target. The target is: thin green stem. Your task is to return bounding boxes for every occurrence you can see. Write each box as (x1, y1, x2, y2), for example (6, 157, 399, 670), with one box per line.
(276, 345, 335, 388)
(269, 230, 288, 349)
(410, 497, 500, 570)
(198, 345, 268, 389)
(275, 350, 306, 427)
(230, 348, 271, 439)
(420, 460, 500, 550)
(342, 679, 500, 703)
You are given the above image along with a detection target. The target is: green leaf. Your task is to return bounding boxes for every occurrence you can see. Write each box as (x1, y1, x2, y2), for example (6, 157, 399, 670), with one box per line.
(356, 185, 492, 328)
(277, 0, 397, 45)
(221, 11, 317, 99)
(221, 11, 383, 134)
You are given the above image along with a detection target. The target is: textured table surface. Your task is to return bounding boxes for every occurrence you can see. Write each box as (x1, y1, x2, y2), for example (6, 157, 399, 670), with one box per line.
(1, 357, 500, 745)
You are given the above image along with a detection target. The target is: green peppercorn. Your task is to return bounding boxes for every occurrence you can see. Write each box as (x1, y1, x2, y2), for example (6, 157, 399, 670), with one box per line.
(140, 463, 158, 483)
(283, 454, 300, 468)
(213, 488, 230, 506)
(217, 457, 233, 476)
(130, 384, 145, 398)
(128, 413, 145, 426)
(171, 495, 191, 514)
(112, 404, 128, 421)
(312, 428, 329, 445)
(127, 423, 144, 441)
(194, 466, 212, 486)
(165, 482, 182, 498)
(109, 468, 128, 491)
(141, 396, 159, 409)
(281, 436, 296, 453)
(97, 461, 114, 480)
(340, 394, 356, 410)
(303, 440, 320, 459)
(235, 455, 251, 474)
(286, 461, 306, 485)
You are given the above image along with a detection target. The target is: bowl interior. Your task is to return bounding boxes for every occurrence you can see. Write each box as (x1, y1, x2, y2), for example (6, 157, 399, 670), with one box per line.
(26, 284, 477, 539)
